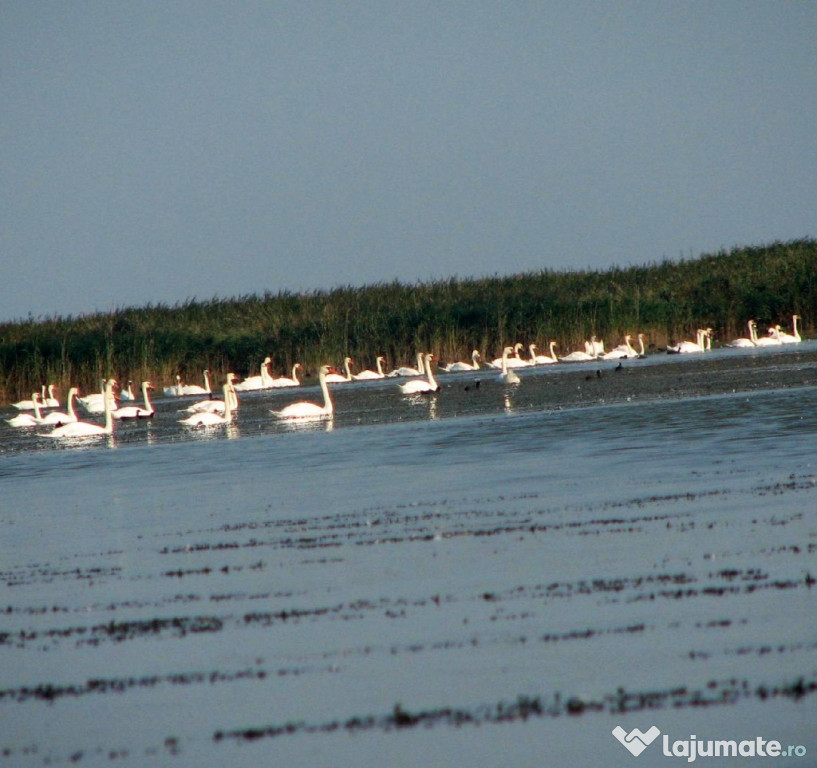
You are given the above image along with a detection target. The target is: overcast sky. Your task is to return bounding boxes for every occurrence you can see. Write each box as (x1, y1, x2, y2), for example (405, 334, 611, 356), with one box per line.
(2, 1, 815, 322)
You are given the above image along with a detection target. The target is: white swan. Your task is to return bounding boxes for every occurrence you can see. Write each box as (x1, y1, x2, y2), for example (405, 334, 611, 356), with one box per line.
(163, 370, 211, 397)
(750, 321, 782, 347)
(183, 374, 239, 414)
(399, 353, 440, 394)
(727, 320, 756, 348)
(388, 352, 425, 378)
(179, 376, 238, 426)
(42, 384, 60, 408)
(11, 389, 44, 411)
(271, 365, 335, 419)
(443, 350, 481, 372)
(489, 343, 529, 368)
(120, 381, 136, 401)
(38, 387, 80, 425)
(272, 362, 304, 387)
(529, 342, 558, 365)
(324, 357, 354, 383)
(602, 334, 639, 360)
(6, 393, 44, 426)
(234, 357, 274, 391)
(667, 328, 711, 354)
(44, 380, 116, 438)
(559, 344, 596, 362)
(498, 347, 521, 385)
(775, 314, 801, 344)
(113, 381, 155, 420)
(585, 336, 605, 357)
(353, 357, 387, 380)
(78, 379, 118, 414)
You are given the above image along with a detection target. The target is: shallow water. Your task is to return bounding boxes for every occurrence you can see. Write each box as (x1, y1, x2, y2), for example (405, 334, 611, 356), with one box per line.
(1, 344, 816, 766)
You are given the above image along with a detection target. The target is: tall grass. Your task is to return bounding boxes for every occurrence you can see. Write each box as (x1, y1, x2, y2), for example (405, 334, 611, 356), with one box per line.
(1, 238, 814, 403)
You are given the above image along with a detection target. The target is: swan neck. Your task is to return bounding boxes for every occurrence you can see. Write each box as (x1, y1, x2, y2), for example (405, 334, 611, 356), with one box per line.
(320, 370, 334, 413)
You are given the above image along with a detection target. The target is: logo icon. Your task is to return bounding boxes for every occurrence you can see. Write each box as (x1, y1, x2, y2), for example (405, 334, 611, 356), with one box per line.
(612, 726, 661, 756)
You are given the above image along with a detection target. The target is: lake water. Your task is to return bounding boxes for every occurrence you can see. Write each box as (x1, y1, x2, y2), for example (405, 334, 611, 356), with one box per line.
(2, 344, 816, 766)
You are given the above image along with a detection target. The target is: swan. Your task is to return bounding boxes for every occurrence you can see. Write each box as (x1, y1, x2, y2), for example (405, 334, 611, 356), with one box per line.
(78, 379, 119, 414)
(775, 314, 801, 344)
(388, 352, 425, 377)
(179, 376, 238, 426)
(183, 374, 239, 414)
(443, 350, 481, 372)
(750, 321, 782, 347)
(489, 343, 529, 369)
(163, 370, 211, 397)
(399, 353, 440, 394)
(11, 389, 44, 411)
(234, 357, 274, 391)
(42, 384, 60, 408)
(38, 387, 80, 426)
(602, 335, 638, 360)
(727, 320, 756, 348)
(271, 365, 335, 419)
(6, 393, 44, 426)
(529, 342, 558, 365)
(498, 347, 521, 385)
(667, 328, 710, 354)
(113, 381, 155, 419)
(44, 380, 116, 438)
(271, 362, 304, 387)
(585, 336, 605, 357)
(324, 357, 354, 383)
(120, 381, 136, 401)
(353, 357, 387, 380)
(559, 344, 596, 362)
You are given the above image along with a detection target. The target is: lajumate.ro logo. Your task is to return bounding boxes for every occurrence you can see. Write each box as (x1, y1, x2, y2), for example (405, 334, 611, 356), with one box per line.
(612, 726, 808, 761)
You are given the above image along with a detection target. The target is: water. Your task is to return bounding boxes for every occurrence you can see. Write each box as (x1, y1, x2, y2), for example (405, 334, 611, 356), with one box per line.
(2, 344, 817, 766)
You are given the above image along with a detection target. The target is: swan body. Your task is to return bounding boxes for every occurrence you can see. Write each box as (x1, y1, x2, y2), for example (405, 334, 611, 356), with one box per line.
(529, 342, 558, 365)
(388, 353, 425, 378)
(750, 322, 781, 347)
(498, 347, 521, 385)
(42, 385, 60, 408)
(443, 350, 481, 372)
(399, 353, 440, 393)
(164, 370, 211, 397)
(6, 393, 44, 426)
(120, 381, 136, 401)
(44, 380, 116, 438)
(559, 348, 596, 362)
(775, 314, 801, 344)
(234, 357, 274, 391)
(272, 365, 335, 419)
(585, 336, 605, 357)
(728, 320, 756, 348)
(78, 380, 118, 414)
(113, 381, 155, 419)
(667, 329, 711, 354)
(179, 376, 237, 426)
(271, 362, 303, 387)
(353, 357, 387, 380)
(490, 342, 530, 369)
(602, 335, 639, 360)
(324, 357, 354, 383)
(11, 390, 43, 411)
(38, 388, 80, 425)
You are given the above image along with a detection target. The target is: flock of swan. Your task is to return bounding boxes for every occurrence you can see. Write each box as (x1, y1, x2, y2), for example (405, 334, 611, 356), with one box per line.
(3, 314, 803, 439)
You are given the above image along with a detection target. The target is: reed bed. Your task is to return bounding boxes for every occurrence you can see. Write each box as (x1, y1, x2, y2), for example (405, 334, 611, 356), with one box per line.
(1, 238, 814, 404)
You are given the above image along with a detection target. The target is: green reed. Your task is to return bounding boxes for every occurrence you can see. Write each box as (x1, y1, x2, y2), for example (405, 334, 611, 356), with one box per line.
(1, 238, 814, 404)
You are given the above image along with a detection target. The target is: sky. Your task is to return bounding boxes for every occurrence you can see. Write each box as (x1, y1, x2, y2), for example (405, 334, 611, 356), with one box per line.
(2, 1, 815, 323)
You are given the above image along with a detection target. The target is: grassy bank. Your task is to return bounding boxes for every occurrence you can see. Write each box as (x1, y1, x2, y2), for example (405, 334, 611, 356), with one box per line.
(1, 238, 814, 404)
